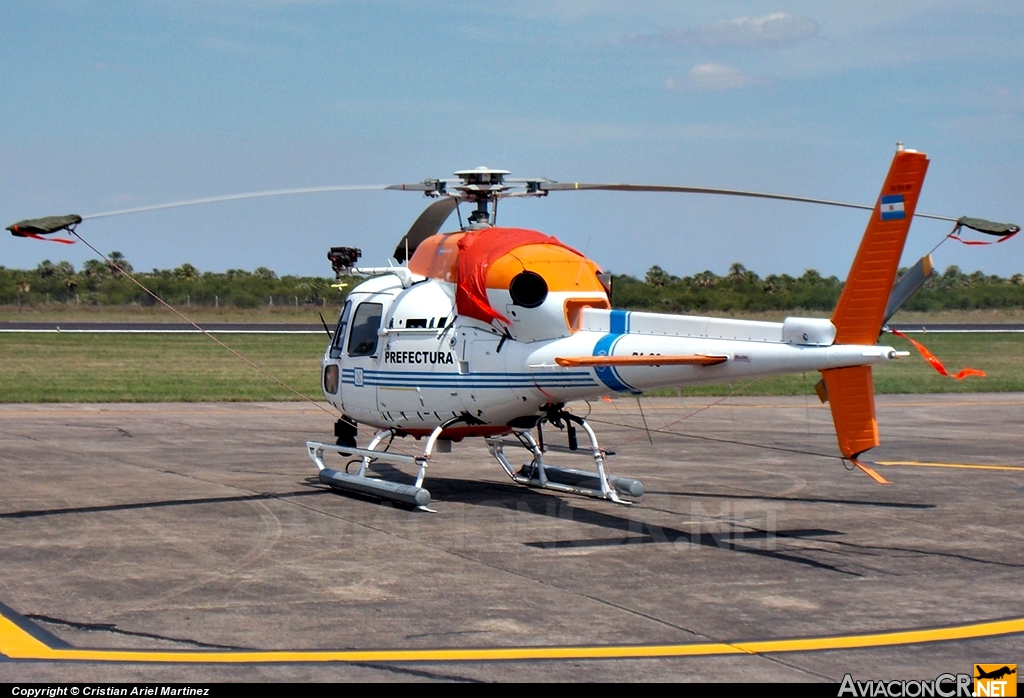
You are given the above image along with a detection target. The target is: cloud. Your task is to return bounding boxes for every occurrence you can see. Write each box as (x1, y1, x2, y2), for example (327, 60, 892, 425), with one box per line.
(627, 12, 819, 49)
(674, 64, 763, 92)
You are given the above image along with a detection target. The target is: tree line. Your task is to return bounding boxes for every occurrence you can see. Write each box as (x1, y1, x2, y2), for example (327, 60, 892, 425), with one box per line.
(0, 254, 341, 308)
(2, 255, 1023, 312)
(614, 262, 1024, 313)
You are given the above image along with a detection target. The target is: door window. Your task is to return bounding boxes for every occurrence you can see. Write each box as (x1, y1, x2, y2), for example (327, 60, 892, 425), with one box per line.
(347, 302, 383, 357)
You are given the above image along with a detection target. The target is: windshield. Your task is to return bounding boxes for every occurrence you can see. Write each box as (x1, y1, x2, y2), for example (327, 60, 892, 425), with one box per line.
(328, 301, 351, 359)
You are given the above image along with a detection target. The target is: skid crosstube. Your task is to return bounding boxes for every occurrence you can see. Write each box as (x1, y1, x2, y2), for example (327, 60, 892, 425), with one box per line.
(486, 413, 643, 504)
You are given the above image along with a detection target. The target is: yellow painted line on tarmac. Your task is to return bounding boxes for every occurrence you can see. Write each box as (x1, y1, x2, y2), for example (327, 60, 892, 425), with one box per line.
(734, 617, 1024, 654)
(3, 606, 1024, 664)
(0, 614, 54, 657)
(876, 461, 1024, 473)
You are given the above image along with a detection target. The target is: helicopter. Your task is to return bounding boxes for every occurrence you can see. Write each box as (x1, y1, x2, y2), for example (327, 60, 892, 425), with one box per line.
(8, 144, 1017, 511)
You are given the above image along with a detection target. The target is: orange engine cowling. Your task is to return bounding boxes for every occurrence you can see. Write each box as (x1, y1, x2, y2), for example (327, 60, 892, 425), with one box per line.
(408, 227, 610, 341)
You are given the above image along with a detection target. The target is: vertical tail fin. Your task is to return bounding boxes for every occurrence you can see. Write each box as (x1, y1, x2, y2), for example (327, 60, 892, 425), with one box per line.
(820, 365, 879, 457)
(831, 148, 930, 344)
(822, 147, 929, 467)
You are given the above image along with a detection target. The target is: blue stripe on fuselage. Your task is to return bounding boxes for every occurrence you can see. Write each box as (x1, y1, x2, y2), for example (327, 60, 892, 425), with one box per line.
(339, 368, 597, 389)
(610, 309, 629, 334)
(593, 311, 640, 393)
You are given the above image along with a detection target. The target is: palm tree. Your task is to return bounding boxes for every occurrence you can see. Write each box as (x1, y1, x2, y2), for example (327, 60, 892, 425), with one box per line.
(107, 251, 133, 275)
(693, 270, 718, 288)
(83, 259, 108, 278)
(36, 260, 56, 278)
(174, 263, 199, 281)
(645, 265, 671, 287)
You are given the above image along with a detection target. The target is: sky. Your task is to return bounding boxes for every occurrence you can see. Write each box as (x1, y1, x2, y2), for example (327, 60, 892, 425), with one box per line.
(2, 1, 1022, 280)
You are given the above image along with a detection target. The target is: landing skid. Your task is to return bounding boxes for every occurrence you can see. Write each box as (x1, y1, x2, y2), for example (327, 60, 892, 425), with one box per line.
(486, 414, 644, 504)
(306, 437, 433, 510)
(307, 416, 471, 511)
(308, 414, 643, 509)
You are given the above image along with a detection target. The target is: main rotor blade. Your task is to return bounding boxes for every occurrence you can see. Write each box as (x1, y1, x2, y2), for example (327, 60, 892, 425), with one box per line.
(79, 184, 396, 220)
(393, 197, 458, 263)
(538, 182, 959, 223)
(884, 255, 934, 326)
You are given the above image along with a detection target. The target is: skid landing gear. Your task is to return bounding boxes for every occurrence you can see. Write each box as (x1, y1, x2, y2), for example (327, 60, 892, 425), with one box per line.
(306, 416, 471, 511)
(486, 411, 644, 504)
(307, 433, 431, 509)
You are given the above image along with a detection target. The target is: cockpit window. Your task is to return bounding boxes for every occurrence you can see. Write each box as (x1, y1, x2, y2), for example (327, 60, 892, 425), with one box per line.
(329, 301, 352, 359)
(347, 302, 383, 357)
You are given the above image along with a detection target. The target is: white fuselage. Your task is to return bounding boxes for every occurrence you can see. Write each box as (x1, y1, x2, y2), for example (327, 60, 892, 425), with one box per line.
(321, 273, 898, 436)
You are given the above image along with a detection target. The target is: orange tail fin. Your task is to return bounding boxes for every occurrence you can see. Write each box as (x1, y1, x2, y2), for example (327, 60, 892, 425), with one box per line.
(820, 365, 879, 459)
(831, 148, 930, 344)
(822, 147, 929, 467)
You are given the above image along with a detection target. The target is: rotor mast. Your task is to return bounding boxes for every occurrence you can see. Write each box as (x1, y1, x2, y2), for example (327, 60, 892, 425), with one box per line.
(451, 167, 510, 229)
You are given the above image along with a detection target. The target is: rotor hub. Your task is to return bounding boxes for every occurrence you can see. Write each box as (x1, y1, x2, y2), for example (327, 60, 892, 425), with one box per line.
(452, 166, 510, 202)
(452, 167, 511, 229)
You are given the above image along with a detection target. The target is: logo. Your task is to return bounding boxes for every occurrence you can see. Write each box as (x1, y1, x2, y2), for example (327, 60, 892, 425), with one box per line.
(384, 350, 454, 365)
(353, 367, 364, 387)
(839, 673, 972, 697)
(974, 665, 1017, 697)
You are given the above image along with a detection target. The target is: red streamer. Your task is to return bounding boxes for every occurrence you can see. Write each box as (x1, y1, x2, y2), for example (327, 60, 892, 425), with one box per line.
(890, 329, 985, 380)
(948, 229, 1018, 246)
(21, 232, 75, 244)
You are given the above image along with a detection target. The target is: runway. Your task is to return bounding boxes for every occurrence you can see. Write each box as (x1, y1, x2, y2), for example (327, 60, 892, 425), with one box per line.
(2, 321, 1024, 333)
(1, 395, 1022, 682)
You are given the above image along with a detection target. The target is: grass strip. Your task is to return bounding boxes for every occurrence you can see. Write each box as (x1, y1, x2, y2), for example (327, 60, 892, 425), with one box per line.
(0, 333, 327, 403)
(0, 332, 1020, 403)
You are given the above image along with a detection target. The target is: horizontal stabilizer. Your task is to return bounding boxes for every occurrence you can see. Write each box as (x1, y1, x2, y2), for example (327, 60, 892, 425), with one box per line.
(555, 355, 727, 367)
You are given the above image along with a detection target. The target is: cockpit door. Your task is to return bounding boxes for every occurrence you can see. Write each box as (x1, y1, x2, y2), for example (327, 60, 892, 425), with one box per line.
(340, 300, 385, 418)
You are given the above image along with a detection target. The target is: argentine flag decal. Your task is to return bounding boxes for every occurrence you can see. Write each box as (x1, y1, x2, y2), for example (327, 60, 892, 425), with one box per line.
(880, 194, 906, 221)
